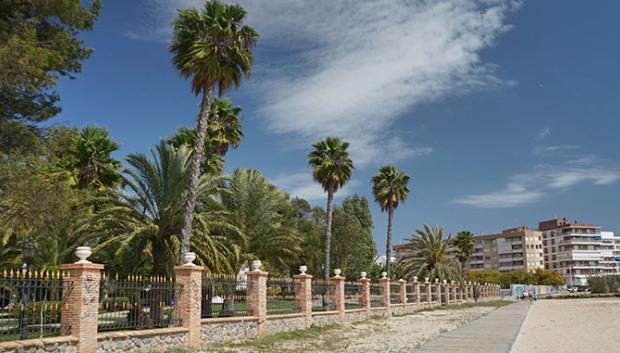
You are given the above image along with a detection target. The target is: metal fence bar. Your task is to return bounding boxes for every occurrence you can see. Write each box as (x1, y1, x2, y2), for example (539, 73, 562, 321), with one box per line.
(266, 278, 298, 314)
(98, 274, 178, 332)
(0, 269, 68, 340)
(369, 282, 383, 308)
(311, 279, 335, 311)
(201, 274, 248, 318)
(344, 282, 362, 309)
(390, 283, 401, 304)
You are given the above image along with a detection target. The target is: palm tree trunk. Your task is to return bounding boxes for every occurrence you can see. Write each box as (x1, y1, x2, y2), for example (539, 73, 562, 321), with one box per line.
(385, 206, 394, 277)
(179, 86, 214, 263)
(324, 188, 334, 281)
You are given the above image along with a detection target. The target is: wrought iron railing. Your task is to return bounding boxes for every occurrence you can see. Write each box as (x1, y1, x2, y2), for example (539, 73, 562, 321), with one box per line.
(390, 283, 402, 304)
(406, 284, 416, 302)
(201, 274, 248, 318)
(311, 279, 335, 311)
(266, 278, 298, 314)
(369, 282, 383, 307)
(419, 284, 428, 303)
(98, 274, 179, 331)
(344, 282, 362, 309)
(0, 269, 70, 341)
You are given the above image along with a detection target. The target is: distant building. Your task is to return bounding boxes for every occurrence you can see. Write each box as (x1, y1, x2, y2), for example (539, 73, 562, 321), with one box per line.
(374, 255, 396, 267)
(468, 227, 544, 273)
(539, 218, 620, 287)
(393, 244, 414, 263)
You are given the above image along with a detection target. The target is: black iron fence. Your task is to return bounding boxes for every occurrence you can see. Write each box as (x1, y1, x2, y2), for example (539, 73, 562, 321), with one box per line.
(369, 282, 383, 307)
(98, 274, 179, 331)
(266, 278, 298, 314)
(406, 284, 416, 302)
(344, 282, 362, 309)
(390, 283, 402, 304)
(419, 284, 427, 303)
(311, 280, 335, 311)
(0, 269, 69, 341)
(201, 274, 248, 318)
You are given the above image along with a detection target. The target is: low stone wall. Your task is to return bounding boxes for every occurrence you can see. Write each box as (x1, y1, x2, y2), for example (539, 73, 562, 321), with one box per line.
(201, 316, 258, 343)
(265, 313, 306, 333)
(96, 327, 188, 353)
(343, 309, 369, 323)
(310, 311, 341, 327)
(0, 336, 78, 353)
(369, 306, 390, 318)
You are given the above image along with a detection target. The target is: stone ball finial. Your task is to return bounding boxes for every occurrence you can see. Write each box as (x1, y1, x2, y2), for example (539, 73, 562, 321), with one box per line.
(381, 272, 388, 279)
(75, 246, 92, 264)
(334, 268, 342, 277)
(413, 276, 418, 283)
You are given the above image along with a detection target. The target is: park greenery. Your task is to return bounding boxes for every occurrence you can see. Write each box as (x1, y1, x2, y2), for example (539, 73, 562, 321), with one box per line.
(0, 0, 578, 288)
(588, 275, 620, 294)
(467, 270, 564, 288)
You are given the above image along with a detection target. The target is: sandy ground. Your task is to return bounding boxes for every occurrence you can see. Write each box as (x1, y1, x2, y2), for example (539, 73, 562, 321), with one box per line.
(510, 298, 620, 353)
(209, 306, 495, 353)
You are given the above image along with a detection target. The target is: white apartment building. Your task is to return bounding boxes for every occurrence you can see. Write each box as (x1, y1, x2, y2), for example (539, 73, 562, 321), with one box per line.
(468, 227, 544, 273)
(539, 218, 620, 287)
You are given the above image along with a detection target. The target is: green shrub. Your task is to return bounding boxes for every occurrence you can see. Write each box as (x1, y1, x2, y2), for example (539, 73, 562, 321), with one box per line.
(10, 301, 62, 325)
(589, 275, 620, 294)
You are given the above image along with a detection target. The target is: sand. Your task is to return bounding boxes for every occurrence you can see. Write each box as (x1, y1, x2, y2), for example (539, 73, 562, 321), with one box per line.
(209, 306, 495, 353)
(510, 298, 620, 353)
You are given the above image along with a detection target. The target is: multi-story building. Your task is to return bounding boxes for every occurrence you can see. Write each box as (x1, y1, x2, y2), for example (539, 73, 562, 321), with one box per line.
(539, 218, 620, 287)
(468, 227, 544, 273)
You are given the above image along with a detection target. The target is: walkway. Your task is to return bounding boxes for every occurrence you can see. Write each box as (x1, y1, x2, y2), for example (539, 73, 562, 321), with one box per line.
(415, 301, 530, 353)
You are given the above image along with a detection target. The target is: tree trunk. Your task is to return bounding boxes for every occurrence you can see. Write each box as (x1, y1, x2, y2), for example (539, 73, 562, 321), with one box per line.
(179, 86, 214, 263)
(323, 188, 334, 282)
(385, 206, 394, 278)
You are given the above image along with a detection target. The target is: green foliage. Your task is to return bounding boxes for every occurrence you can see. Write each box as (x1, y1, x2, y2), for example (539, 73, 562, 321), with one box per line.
(167, 97, 243, 175)
(0, 0, 101, 151)
(80, 142, 241, 276)
(399, 225, 459, 281)
(308, 137, 354, 194)
(467, 269, 564, 288)
(588, 275, 620, 294)
(452, 231, 475, 277)
(221, 168, 301, 274)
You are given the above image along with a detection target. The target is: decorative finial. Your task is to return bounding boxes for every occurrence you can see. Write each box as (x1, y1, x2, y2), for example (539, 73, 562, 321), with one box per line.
(183, 252, 197, 266)
(251, 260, 262, 272)
(299, 265, 307, 275)
(75, 246, 92, 264)
(360, 271, 367, 279)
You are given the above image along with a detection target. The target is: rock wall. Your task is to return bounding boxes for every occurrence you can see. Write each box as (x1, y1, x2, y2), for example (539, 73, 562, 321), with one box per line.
(97, 328, 187, 353)
(265, 315, 306, 333)
(201, 318, 258, 343)
(0, 337, 77, 353)
(311, 312, 341, 327)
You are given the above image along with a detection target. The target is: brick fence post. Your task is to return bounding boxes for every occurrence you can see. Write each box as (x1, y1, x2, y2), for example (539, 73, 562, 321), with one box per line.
(293, 267, 312, 328)
(434, 279, 441, 305)
(359, 274, 371, 315)
(330, 270, 345, 322)
(458, 282, 463, 303)
(247, 260, 268, 336)
(174, 257, 203, 348)
(60, 247, 104, 353)
(413, 277, 420, 306)
(399, 279, 407, 304)
(379, 274, 390, 308)
(469, 282, 474, 302)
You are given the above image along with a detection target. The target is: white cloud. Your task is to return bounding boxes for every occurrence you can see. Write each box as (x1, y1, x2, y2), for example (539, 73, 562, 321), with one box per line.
(132, 0, 518, 167)
(271, 172, 360, 201)
(536, 127, 551, 139)
(453, 157, 620, 208)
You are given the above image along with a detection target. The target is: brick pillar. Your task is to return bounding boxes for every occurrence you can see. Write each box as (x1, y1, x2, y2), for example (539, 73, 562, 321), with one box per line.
(450, 281, 456, 304)
(359, 277, 371, 315)
(379, 277, 390, 308)
(60, 260, 104, 353)
(413, 277, 420, 305)
(174, 264, 203, 348)
(425, 278, 431, 307)
(330, 274, 345, 321)
(247, 266, 268, 336)
(435, 279, 441, 305)
(469, 282, 474, 301)
(458, 283, 463, 303)
(399, 279, 407, 304)
(443, 280, 449, 304)
(293, 273, 313, 328)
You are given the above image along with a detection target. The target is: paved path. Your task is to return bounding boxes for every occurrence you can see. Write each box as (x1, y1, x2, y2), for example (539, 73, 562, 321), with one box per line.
(415, 302, 530, 353)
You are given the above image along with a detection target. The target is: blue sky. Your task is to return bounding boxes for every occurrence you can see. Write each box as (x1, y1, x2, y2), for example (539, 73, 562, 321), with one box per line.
(55, 0, 620, 248)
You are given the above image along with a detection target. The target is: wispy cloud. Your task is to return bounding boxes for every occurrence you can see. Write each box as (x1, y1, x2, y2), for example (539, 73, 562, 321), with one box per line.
(536, 127, 551, 140)
(453, 155, 620, 208)
(132, 0, 519, 167)
(271, 172, 360, 201)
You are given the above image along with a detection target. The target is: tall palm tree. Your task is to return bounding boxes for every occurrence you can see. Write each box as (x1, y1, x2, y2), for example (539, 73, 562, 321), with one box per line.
(400, 225, 458, 281)
(170, 0, 258, 262)
(81, 142, 242, 276)
(371, 165, 410, 277)
(168, 97, 243, 175)
(453, 230, 475, 278)
(308, 137, 354, 281)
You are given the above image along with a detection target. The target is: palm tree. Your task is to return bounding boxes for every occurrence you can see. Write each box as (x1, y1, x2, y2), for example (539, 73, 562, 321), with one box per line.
(221, 168, 301, 272)
(168, 97, 243, 175)
(400, 225, 458, 281)
(81, 142, 242, 276)
(63, 126, 121, 190)
(371, 165, 410, 277)
(308, 137, 354, 281)
(170, 0, 258, 262)
(453, 231, 475, 278)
